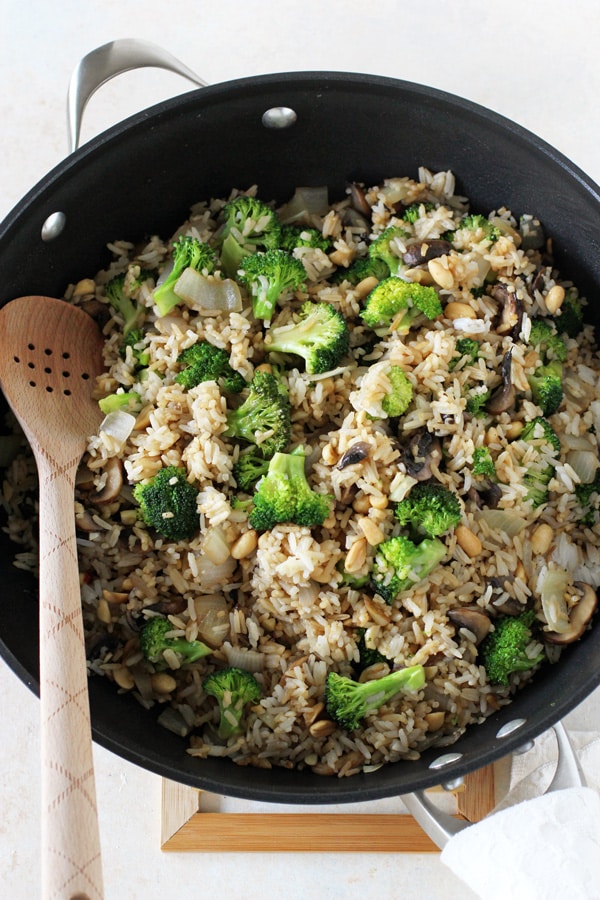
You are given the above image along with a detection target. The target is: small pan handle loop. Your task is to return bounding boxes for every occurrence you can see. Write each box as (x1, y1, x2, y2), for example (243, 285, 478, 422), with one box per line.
(67, 38, 207, 153)
(402, 720, 586, 849)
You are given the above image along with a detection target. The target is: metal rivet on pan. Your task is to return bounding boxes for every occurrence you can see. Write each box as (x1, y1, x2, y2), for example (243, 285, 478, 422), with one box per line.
(441, 777, 465, 792)
(496, 718, 527, 739)
(429, 751, 463, 770)
(41, 211, 66, 242)
(262, 106, 297, 129)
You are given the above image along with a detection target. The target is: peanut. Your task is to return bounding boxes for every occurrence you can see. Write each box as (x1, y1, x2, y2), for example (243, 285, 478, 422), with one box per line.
(358, 516, 385, 546)
(345, 537, 367, 573)
(231, 529, 258, 559)
(545, 284, 565, 314)
(428, 258, 454, 290)
(445, 301, 477, 320)
(354, 276, 379, 299)
(113, 666, 135, 691)
(151, 672, 177, 694)
(531, 522, 553, 556)
(455, 524, 483, 558)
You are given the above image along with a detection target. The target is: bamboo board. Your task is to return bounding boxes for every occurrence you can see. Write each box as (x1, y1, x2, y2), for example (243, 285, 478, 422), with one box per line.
(161, 757, 509, 852)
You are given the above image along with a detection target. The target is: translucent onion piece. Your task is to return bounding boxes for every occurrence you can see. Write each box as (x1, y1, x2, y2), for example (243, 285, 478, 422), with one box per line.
(193, 551, 237, 593)
(99, 409, 136, 447)
(566, 449, 600, 484)
(157, 706, 191, 737)
(202, 526, 231, 566)
(278, 186, 329, 223)
(174, 268, 242, 314)
(539, 566, 571, 633)
(223, 643, 265, 672)
(560, 434, 596, 452)
(193, 594, 230, 647)
(477, 508, 527, 538)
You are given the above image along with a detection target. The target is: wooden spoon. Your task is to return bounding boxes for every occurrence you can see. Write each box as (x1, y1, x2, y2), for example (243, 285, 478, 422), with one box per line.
(0, 296, 105, 900)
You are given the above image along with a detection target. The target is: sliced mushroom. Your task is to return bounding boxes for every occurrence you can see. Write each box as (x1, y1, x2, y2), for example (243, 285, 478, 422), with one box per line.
(91, 457, 124, 504)
(544, 582, 598, 645)
(348, 182, 372, 218)
(486, 348, 516, 415)
(493, 284, 523, 339)
(468, 480, 502, 510)
(447, 607, 492, 645)
(402, 239, 452, 267)
(337, 441, 371, 470)
(400, 429, 442, 480)
(75, 507, 101, 533)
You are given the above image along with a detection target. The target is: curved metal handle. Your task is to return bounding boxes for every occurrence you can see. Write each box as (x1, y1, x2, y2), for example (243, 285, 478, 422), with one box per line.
(67, 39, 207, 152)
(403, 721, 586, 849)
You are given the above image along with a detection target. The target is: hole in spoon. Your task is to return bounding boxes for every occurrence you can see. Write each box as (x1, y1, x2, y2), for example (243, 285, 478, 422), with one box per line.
(13, 356, 20, 363)
(28, 343, 35, 351)
(28, 381, 36, 388)
(62, 371, 70, 378)
(81, 372, 90, 381)
(45, 386, 53, 393)
(62, 352, 70, 360)
(64, 389, 72, 396)
(28, 362, 35, 370)
(44, 348, 52, 356)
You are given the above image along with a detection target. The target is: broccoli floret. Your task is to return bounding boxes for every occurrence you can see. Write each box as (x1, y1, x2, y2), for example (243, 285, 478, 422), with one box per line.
(218, 196, 283, 277)
(332, 255, 390, 286)
(368, 226, 410, 276)
(402, 202, 435, 224)
(479, 609, 544, 686)
(153, 236, 218, 316)
(175, 341, 246, 393)
(336, 561, 370, 589)
(394, 482, 462, 538)
(371, 535, 447, 604)
(381, 366, 413, 417)
(232, 447, 271, 492)
(520, 416, 561, 508)
(265, 301, 350, 375)
(140, 616, 212, 668)
(238, 249, 306, 322)
(465, 388, 492, 418)
(98, 390, 141, 415)
(360, 277, 442, 333)
(528, 317, 568, 362)
(203, 666, 261, 739)
(575, 470, 600, 525)
(556, 288, 583, 338)
(528, 359, 563, 417)
(325, 665, 425, 731)
(224, 370, 291, 458)
(355, 628, 390, 673)
(248, 446, 331, 531)
(105, 271, 150, 337)
(120, 327, 150, 370)
(472, 446, 496, 480)
(132, 466, 200, 541)
(449, 337, 480, 372)
(280, 224, 331, 252)
(458, 214, 501, 242)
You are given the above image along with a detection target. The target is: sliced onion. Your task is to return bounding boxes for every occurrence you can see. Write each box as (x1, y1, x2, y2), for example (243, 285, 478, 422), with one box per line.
(539, 566, 570, 633)
(278, 186, 329, 223)
(193, 594, 230, 647)
(157, 706, 191, 737)
(99, 410, 136, 448)
(560, 434, 596, 452)
(223, 642, 265, 672)
(202, 526, 231, 566)
(477, 508, 527, 537)
(174, 268, 242, 314)
(193, 551, 237, 592)
(566, 449, 599, 484)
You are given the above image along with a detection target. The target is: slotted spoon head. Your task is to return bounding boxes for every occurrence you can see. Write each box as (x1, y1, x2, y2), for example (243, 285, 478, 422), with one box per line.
(0, 295, 106, 900)
(0, 295, 104, 462)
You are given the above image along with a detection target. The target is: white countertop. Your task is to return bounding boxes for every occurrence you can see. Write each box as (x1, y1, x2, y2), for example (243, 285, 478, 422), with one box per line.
(2, 2, 600, 898)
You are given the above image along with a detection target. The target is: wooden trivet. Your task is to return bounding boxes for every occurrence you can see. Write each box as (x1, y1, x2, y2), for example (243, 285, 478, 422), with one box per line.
(161, 757, 509, 852)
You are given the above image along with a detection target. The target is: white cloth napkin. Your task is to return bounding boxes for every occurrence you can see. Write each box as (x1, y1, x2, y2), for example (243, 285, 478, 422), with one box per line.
(441, 785, 600, 900)
(440, 726, 600, 899)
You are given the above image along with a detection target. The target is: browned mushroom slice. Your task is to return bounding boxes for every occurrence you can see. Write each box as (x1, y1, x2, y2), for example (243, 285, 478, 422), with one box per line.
(337, 441, 371, 470)
(544, 583, 597, 644)
(402, 239, 452, 267)
(75, 507, 101, 533)
(486, 348, 516, 415)
(493, 284, 523, 339)
(447, 607, 492, 644)
(91, 457, 124, 504)
(400, 429, 442, 480)
(348, 182, 372, 218)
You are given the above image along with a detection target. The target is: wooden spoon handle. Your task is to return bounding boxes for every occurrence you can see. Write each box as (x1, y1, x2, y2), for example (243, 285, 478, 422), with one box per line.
(38, 456, 103, 900)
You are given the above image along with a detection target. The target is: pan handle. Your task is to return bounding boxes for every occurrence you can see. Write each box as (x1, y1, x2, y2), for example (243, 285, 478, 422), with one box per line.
(67, 39, 207, 153)
(402, 721, 586, 849)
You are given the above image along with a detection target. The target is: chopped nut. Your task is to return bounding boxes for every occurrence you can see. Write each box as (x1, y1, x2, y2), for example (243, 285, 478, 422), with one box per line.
(455, 524, 483, 558)
(544, 284, 565, 314)
(445, 301, 477, 320)
(531, 522, 553, 556)
(345, 537, 367, 573)
(358, 516, 385, 546)
(309, 719, 337, 738)
(231, 529, 258, 559)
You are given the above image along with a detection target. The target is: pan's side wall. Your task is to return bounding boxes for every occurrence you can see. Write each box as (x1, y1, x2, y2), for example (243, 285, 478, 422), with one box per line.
(1, 72, 599, 802)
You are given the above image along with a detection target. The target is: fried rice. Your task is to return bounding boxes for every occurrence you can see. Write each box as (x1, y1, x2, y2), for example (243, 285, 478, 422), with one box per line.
(3, 167, 600, 778)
